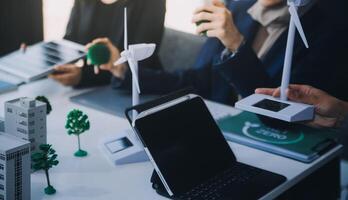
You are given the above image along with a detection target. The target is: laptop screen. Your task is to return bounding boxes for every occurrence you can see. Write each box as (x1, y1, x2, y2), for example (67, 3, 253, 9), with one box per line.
(134, 97, 236, 195)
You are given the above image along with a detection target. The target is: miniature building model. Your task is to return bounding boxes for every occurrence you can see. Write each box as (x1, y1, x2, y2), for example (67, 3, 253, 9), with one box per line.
(0, 133, 30, 200)
(5, 97, 47, 154)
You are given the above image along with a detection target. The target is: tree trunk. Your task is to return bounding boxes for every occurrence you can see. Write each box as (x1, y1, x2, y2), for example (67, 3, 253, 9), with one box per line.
(45, 169, 51, 187)
(77, 134, 81, 151)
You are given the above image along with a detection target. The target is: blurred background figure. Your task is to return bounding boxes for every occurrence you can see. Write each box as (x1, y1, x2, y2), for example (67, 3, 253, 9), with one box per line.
(0, 0, 43, 56)
(87, 0, 348, 106)
(50, 0, 166, 87)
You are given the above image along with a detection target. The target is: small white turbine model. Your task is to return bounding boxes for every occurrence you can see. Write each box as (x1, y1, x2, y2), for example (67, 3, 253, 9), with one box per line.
(114, 8, 156, 122)
(100, 8, 156, 165)
(235, 0, 314, 122)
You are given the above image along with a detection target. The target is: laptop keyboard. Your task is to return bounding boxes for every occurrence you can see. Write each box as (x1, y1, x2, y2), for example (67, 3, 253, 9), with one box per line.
(177, 164, 262, 200)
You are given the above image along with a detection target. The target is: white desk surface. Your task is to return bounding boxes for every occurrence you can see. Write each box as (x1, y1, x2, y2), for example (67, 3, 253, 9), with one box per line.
(0, 79, 342, 200)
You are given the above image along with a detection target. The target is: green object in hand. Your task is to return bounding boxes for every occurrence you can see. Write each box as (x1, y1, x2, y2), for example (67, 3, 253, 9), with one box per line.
(87, 43, 111, 65)
(196, 20, 210, 36)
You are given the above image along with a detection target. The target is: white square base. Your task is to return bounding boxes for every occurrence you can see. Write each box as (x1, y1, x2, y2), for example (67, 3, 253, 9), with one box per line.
(99, 129, 148, 165)
(235, 94, 314, 122)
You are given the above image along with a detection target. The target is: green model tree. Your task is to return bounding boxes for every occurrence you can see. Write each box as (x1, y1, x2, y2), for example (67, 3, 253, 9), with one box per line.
(36, 96, 52, 114)
(31, 144, 59, 195)
(65, 109, 90, 157)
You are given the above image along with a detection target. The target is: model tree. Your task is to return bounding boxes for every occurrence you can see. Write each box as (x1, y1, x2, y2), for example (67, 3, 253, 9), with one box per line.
(31, 144, 59, 195)
(36, 96, 52, 114)
(65, 109, 90, 157)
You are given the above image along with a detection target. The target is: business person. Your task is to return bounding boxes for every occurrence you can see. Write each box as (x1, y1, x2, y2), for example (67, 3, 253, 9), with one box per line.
(89, 0, 348, 106)
(49, 0, 166, 87)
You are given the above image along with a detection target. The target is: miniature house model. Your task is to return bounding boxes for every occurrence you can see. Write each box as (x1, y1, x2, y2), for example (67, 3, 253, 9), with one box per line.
(0, 133, 30, 200)
(5, 97, 47, 154)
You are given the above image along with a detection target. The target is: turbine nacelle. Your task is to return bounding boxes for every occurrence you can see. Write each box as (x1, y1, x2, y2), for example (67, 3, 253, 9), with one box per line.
(115, 43, 156, 66)
(114, 43, 156, 94)
(129, 44, 156, 61)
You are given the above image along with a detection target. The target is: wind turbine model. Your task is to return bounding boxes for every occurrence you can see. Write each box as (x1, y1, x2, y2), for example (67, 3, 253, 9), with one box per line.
(101, 8, 156, 165)
(114, 8, 156, 122)
(235, 0, 314, 122)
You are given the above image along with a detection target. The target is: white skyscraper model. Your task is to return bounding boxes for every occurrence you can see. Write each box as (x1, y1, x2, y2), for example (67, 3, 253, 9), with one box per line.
(101, 8, 156, 165)
(5, 97, 47, 154)
(0, 132, 30, 200)
(235, 0, 314, 122)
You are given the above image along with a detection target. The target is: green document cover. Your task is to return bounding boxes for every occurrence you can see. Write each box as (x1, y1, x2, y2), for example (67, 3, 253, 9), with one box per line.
(217, 112, 338, 163)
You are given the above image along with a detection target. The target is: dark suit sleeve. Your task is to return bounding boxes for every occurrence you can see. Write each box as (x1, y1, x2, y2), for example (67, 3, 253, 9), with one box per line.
(77, 62, 112, 88)
(214, 25, 348, 101)
(213, 42, 274, 97)
(114, 63, 213, 97)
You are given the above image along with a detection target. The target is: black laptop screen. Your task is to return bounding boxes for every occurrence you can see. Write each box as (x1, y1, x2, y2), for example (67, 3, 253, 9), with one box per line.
(134, 97, 236, 195)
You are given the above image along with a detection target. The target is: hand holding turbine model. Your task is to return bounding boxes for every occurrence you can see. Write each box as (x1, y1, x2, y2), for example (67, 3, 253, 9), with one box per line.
(235, 0, 315, 122)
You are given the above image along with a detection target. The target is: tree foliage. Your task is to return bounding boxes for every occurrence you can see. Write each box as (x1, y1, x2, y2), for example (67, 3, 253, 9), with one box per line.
(36, 96, 52, 115)
(31, 144, 59, 171)
(65, 109, 90, 136)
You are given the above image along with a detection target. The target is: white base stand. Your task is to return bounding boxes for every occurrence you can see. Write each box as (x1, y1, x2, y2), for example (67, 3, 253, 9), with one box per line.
(235, 94, 314, 122)
(100, 129, 148, 165)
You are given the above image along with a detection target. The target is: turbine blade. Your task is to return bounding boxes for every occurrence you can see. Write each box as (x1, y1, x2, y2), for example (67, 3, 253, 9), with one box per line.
(289, 3, 309, 48)
(128, 44, 156, 61)
(124, 7, 128, 50)
(127, 58, 141, 94)
(114, 56, 127, 66)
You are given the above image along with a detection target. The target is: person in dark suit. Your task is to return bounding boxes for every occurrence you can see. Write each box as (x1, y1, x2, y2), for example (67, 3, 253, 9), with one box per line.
(83, 0, 348, 106)
(50, 0, 166, 87)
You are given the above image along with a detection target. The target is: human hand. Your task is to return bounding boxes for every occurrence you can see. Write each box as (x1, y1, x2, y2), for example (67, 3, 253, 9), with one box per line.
(86, 38, 128, 79)
(49, 64, 82, 86)
(255, 85, 348, 128)
(20, 43, 27, 53)
(192, 0, 244, 51)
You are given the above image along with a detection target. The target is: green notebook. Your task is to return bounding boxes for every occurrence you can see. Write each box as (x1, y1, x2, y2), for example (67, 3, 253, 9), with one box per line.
(217, 112, 338, 163)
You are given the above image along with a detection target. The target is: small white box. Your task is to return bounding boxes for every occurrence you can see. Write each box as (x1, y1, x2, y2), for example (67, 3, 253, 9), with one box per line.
(235, 94, 314, 122)
(100, 130, 148, 165)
